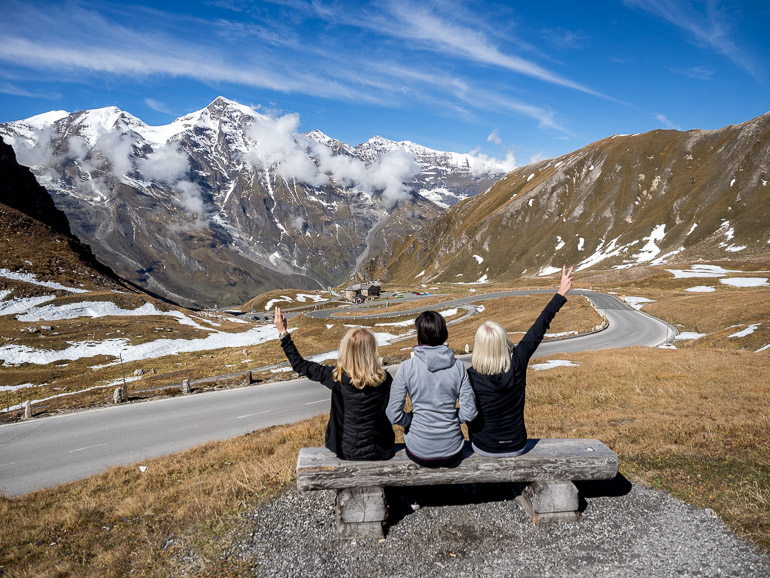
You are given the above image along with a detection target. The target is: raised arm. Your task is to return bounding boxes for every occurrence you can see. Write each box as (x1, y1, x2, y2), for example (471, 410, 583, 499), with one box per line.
(275, 307, 334, 386)
(514, 265, 572, 366)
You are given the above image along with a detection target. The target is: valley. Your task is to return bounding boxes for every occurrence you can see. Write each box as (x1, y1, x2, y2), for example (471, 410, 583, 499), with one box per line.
(0, 104, 768, 576)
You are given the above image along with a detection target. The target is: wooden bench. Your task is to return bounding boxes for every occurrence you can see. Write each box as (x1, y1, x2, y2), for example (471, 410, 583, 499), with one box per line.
(296, 438, 619, 539)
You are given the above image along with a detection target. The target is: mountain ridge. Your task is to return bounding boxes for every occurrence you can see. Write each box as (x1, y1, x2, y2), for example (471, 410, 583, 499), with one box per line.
(0, 97, 507, 307)
(371, 111, 770, 284)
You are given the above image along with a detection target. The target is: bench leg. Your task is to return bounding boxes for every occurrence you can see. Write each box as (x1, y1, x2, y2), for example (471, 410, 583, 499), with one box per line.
(515, 481, 581, 525)
(335, 486, 387, 539)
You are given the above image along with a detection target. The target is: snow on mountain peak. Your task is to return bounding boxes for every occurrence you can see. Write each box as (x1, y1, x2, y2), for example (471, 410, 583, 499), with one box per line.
(206, 96, 264, 120)
(17, 110, 70, 129)
(71, 107, 147, 145)
(306, 129, 336, 145)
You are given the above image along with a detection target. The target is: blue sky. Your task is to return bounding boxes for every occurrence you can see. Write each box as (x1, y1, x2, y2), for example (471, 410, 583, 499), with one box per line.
(0, 0, 768, 165)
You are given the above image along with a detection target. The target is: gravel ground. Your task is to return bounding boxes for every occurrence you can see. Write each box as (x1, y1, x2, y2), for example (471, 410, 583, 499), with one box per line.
(223, 478, 770, 577)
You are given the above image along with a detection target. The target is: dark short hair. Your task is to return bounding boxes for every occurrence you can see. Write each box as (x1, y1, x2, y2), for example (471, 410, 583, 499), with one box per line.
(415, 310, 448, 346)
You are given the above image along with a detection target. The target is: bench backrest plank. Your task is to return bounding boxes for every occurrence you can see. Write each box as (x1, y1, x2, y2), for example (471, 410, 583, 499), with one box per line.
(296, 439, 618, 491)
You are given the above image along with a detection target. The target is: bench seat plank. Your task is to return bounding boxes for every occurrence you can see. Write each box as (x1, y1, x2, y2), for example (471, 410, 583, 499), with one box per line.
(296, 439, 618, 491)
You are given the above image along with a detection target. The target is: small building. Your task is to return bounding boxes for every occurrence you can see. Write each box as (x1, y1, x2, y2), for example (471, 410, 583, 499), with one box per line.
(345, 281, 381, 302)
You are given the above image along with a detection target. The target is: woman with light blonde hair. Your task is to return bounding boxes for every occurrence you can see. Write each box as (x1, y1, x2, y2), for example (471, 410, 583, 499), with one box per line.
(467, 265, 574, 457)
(274, 307, 394, 460)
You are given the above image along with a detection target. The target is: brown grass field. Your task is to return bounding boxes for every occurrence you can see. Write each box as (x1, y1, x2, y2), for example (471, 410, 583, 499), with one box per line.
(1, 263, 769, 575)
(1, 346, 767, 576)
(0, 291, 602, 420)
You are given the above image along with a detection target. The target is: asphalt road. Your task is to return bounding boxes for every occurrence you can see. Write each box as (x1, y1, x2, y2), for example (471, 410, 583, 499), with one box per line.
(0, 291, 673, 496)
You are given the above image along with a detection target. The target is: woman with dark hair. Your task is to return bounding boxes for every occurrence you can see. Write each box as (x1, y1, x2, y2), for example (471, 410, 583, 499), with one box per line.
(387, 310, 477, 467)
(467, 265, 573, 457)
(274, 307, 394, 460)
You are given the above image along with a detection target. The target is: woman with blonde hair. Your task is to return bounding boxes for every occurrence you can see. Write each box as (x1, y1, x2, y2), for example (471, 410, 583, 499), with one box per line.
(467, 265, 573, 457)
(274, 307, 394, 460)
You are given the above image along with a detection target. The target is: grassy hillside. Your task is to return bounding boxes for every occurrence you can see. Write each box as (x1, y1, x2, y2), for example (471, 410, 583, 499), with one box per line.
(373, 113, 770, 284)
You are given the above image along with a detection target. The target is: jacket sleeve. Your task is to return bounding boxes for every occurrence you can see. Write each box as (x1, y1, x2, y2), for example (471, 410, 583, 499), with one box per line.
(280, 334, 335, 389)
(514, 293, 567, 367)
(386, 362, 412, 428)
(457, 363, 478, 423)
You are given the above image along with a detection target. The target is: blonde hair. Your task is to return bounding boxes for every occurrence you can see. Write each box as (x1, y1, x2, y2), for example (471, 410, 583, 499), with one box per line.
(471, 321, 514, 375)
(332, 327, 387, 389)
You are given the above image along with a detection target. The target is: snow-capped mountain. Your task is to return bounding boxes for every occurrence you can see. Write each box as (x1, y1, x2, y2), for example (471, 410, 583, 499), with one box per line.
(351, 135, 509, 208)
(372, 111, 770, 284)
(0, 97, 505, 307)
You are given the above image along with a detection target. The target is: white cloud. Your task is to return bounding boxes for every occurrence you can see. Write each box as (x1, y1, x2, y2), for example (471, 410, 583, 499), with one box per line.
(623, 0, 758, 78)
(653, 113, 682, 131)
(136, 145, 190, 183)
(0, 0, 583, 138)
(466, 148, 517, 175)
(366, 149, 420, 207)
(0, 81, 60, 99)
(371, 2, 606, 97)
(11, 124, 58, 167)
(486, 129, 502, 145)
(669, 65, 715, 80)
(174, 180, 207, 218)
(93, 130, 133, 177)
(145, 98, 172, 114)
(243, 113, 420, 207)
(244, 114, 327, 187)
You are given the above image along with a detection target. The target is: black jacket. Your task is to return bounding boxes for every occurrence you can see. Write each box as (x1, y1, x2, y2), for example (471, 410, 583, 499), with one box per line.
(467, 294, 566, 454)
(280, 334, 395, 460)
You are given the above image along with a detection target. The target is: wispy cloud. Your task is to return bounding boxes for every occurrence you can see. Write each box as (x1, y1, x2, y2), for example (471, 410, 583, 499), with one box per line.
(0, 3, 388, 105)
(344, 1, 607, 98)
(539, 27, 588, 50)
(653, 113, 682, 131)
(487, 129, 502, 145)
(669, 65, 715, 80)
(623, 0, 758, 78)
(328, 60, 566, 132)
(0, 81, 60, 100)
(0, 0, 579, 135)
(144, 98, 173, 114)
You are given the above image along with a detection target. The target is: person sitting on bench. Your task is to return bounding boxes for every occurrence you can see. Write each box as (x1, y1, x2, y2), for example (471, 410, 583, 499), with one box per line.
(387, 310, 477, 467)
(467, 265, 574, 457)
(275, 307, 394, 460)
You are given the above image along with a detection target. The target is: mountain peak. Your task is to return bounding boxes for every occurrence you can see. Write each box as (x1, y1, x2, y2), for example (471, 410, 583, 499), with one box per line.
(205, 96, 262, 119)
(17, 110, 70, 128)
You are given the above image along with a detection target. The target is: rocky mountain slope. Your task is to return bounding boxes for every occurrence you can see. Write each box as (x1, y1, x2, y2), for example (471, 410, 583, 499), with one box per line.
(0, 143, 290, 412)
(372, 112, 770, 283)
(0, 138, 122, 293)
(0, 98, 505, 307)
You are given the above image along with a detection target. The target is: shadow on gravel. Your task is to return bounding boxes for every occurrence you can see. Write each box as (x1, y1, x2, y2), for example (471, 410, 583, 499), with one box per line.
(384, 473, 633, 533)
(575, 473, 633, 512)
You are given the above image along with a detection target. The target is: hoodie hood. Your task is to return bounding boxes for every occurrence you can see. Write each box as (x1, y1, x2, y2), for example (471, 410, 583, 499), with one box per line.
(413, 344, 456, 372)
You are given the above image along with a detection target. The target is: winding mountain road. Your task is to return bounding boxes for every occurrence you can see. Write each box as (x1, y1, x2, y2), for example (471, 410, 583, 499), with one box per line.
(0, 291, 674, 496)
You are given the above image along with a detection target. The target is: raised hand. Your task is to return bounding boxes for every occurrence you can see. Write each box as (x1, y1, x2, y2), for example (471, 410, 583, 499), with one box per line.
(274, 306, 288, 336)
(557, 265, 574, 296)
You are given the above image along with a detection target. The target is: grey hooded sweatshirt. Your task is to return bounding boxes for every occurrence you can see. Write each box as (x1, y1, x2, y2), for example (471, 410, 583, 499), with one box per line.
(387, 345, 477, 459)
